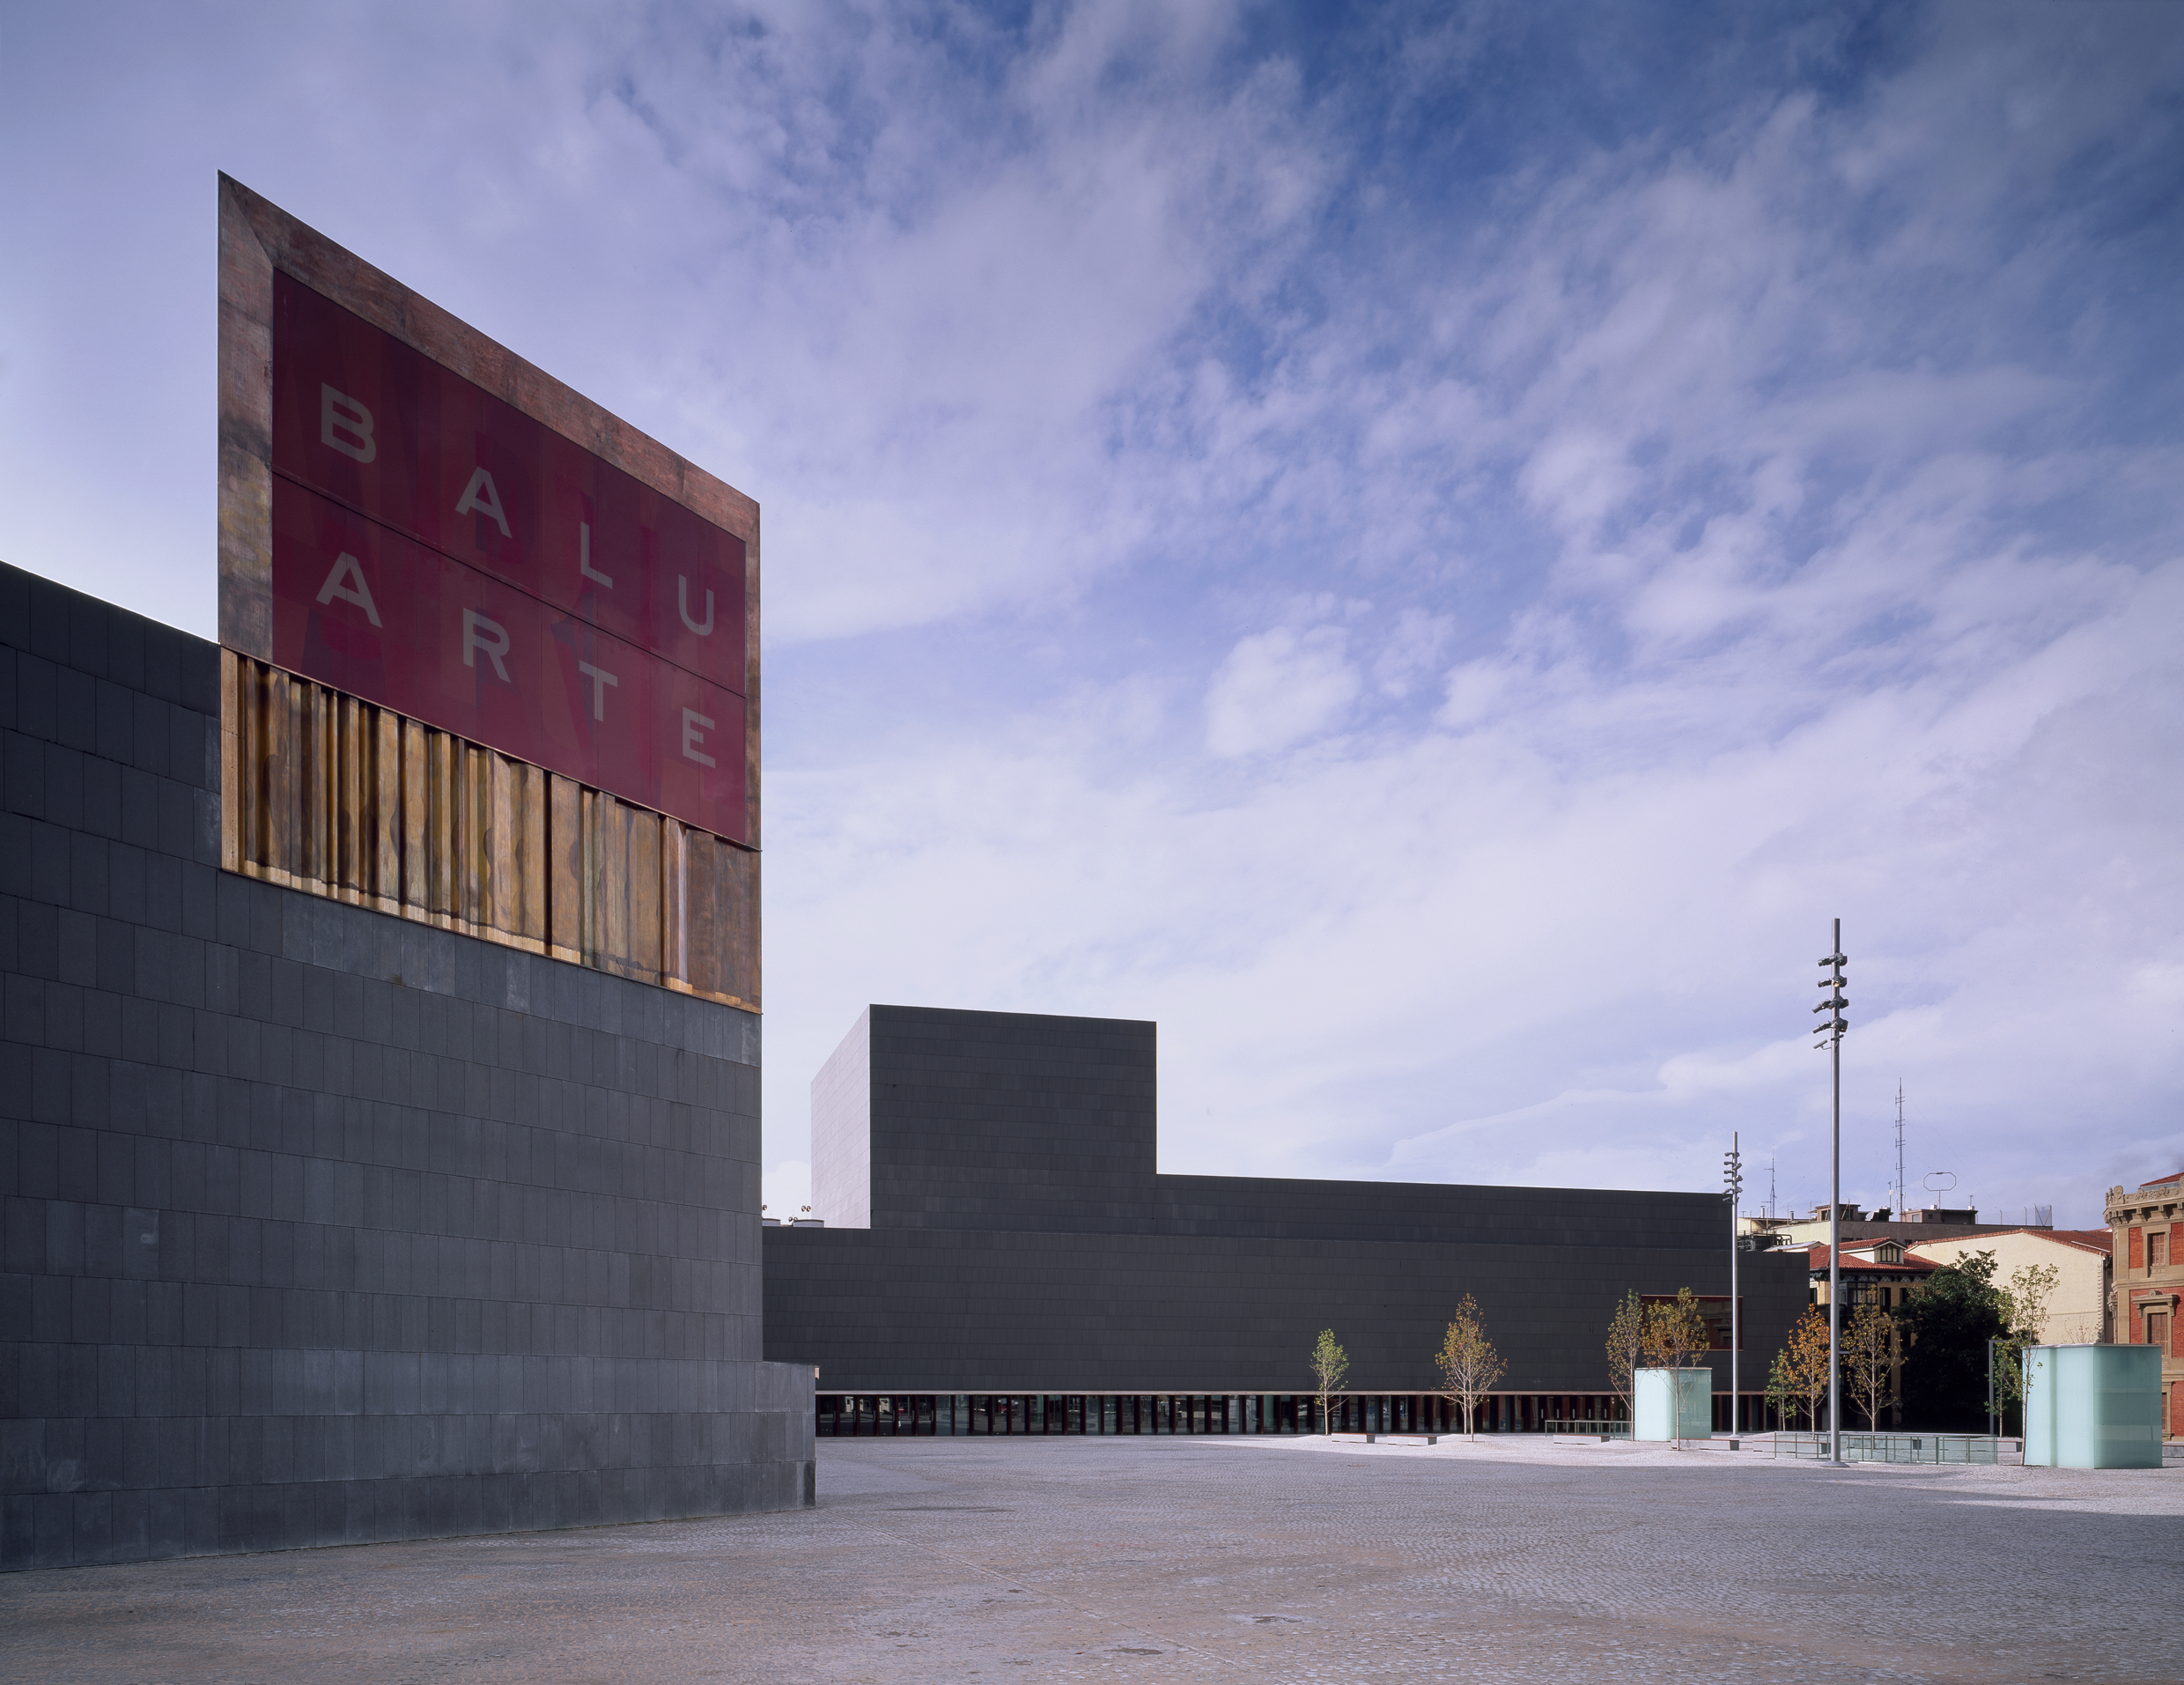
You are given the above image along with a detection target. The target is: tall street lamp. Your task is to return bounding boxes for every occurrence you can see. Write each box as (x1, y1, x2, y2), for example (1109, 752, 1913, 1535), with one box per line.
(1813, 920, 1848, 1464)
(1725, 1133, 1744, 1448)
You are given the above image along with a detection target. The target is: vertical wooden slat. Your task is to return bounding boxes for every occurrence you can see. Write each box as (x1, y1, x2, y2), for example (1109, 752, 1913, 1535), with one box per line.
(660, 817, 685, 990)
(373, 709, 402, 914)
(629, 808, 661, 979)
(267, 668, 296, 885)
(337, 691, 363, 905)
(402, 716, 427, 918)
(548, 774, 583, 964)
(427, 728, 454, 924)
(594, 794, 630, 974)
(219, 652, 241, 874)
(515, 759, 545, 950)
(466, 743, 487, 933)
(301, 678, 327, 894)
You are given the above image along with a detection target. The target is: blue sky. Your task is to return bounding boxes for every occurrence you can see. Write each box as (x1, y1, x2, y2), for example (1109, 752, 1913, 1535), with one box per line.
(4, 2, 2180, 1223)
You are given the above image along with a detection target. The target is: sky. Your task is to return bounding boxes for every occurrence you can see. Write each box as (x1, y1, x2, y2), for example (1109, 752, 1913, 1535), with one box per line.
(4, 1, 2180, 1227)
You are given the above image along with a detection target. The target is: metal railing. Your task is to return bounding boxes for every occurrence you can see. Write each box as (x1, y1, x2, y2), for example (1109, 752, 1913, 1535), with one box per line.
(1544, 1418, 1631, 1437)
(1773, 1431, 2008, 1464)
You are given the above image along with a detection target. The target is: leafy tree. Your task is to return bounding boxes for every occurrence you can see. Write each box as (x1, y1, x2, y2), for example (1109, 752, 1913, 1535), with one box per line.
(1842, 1300, 1895, 1430)
(1764, 1346, 1797, 1430)
(1435, 1295, 1508, 1440)
(1643, 1288, 1710, 1369)
(1898, 1251, 2009, 1431)
(1642, 1288, 1713, 1446)
(1605, 1291, 1645, 1426)
(1310, 1328, 1349, 1435)
(1772, 1305, 1832, 1430)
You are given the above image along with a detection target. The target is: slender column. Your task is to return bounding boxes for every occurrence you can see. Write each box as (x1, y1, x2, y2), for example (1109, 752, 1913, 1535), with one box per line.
(1829, 918, 1843, 1465)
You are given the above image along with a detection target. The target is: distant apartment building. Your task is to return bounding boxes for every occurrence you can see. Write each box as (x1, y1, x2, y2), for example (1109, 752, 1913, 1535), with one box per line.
(1907, 1229, 2112, 1345)
(1745, 1203, 2047, 1249)
(1803, 1238, 1938, 1428)
(2106, 1171, 2184, 1439)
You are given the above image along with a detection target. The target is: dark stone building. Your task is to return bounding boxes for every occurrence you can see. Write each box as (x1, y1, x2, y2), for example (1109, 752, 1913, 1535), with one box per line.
(1, 565, 809, 1570)
(765, 1005, 1804, 1436)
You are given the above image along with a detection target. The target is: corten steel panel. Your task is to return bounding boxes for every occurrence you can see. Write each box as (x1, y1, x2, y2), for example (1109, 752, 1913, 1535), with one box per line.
(269, 480, 747, 841)
(1, 566, 805, 1571)
(269, 272, 746, 697)
(217, 174, 758, 999)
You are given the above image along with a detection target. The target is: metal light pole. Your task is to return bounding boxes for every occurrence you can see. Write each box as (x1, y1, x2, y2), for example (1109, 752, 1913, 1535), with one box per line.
(1814, 920, 1848, 1465)
(1725, 1134, 1744, 1448)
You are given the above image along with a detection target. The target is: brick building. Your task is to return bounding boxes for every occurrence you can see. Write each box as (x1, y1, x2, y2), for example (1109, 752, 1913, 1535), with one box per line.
(2106, 1171, 2183, 1439)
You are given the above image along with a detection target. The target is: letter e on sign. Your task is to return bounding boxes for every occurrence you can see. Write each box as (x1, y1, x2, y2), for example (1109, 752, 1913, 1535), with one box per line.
(682, 708, 716, 768)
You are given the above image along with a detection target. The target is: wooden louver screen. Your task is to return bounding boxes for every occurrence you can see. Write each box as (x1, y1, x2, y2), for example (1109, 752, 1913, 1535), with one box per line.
(218, 650, 757, 1010)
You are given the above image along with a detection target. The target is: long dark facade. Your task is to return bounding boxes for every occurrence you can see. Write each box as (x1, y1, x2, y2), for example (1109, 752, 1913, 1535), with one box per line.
(1, 566, 809, 1570)
(765, 1005, 1804, 1433)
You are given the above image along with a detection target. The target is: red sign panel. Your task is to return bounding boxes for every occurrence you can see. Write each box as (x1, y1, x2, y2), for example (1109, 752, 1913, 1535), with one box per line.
(268, 271, 748, 840)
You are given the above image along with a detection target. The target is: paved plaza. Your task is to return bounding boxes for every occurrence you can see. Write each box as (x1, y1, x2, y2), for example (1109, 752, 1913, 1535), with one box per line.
(4, 1433, 2180, 1683)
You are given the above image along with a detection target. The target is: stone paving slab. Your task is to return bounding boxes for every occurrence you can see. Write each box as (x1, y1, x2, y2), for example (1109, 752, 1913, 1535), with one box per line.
(4, 1433, 2180, 1683)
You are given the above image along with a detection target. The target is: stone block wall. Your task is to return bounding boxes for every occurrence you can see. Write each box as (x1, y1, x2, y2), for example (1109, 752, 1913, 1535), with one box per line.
(0, 564, 808, 1570)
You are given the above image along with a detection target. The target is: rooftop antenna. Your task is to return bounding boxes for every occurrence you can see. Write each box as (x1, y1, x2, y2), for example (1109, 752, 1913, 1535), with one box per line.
(1893, 1081, 1906, 1222)
(1767, 1155, 1777, 1221)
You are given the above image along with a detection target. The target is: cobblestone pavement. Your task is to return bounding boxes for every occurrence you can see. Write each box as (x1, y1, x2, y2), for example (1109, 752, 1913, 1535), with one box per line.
(5, 1433, 2181, 1684)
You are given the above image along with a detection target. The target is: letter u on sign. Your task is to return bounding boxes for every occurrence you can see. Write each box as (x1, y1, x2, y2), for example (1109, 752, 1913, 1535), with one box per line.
(679, 576, 713, 636)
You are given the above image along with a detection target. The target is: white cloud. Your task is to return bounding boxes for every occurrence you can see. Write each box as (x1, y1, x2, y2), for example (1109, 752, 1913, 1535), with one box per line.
(4, 2, 2180, 1228)
(1205, 624, 1361, 756)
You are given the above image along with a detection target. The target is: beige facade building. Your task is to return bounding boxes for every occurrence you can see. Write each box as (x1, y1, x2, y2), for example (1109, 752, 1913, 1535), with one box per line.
(1907, 1229, 2112, 1346)
(2106, 1171, 2184, 1439)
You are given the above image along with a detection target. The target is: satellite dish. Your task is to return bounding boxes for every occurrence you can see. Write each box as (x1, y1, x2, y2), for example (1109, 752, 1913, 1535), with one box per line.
(1923, 1171, 1958, 1193)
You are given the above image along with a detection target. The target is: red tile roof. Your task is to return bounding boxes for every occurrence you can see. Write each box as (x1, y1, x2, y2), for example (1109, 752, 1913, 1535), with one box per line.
(2137, 1170, 2182, 1190)
(1804, 1244, 1935, 1272)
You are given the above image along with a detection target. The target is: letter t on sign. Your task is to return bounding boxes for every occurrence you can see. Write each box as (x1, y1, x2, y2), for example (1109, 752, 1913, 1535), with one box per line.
(576, 661, 618, 721)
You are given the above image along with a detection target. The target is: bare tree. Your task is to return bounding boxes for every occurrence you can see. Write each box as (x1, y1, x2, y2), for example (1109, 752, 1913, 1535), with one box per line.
(1310, 1328, 1349, 1436)
(1605, 1290, 1645, 1429)
(1841, 1300, 1894, 1430)
(1994, 1261, 2062, 1423)
(1435, 1295, 1508, 1440)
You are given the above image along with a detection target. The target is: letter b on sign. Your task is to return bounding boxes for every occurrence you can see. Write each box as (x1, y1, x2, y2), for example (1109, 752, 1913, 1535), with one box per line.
(321, 385, 376, 463)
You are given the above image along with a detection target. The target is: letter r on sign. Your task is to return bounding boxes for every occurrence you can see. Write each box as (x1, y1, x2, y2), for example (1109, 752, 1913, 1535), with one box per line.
(462, 610, 513, 684)
(682, 709, 717, 768)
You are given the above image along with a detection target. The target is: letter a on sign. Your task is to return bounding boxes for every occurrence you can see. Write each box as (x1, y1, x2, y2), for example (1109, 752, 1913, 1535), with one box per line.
(314, 552, 383, 626)
(455, 467, 512, 538)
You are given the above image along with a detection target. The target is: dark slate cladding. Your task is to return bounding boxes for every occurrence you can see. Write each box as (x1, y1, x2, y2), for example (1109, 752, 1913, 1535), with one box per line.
(865, 1008, 1159, 1234)
(767, 1003, 1808, 1395)
(0, 563, 809, 1572)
